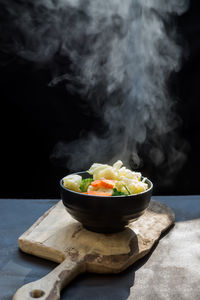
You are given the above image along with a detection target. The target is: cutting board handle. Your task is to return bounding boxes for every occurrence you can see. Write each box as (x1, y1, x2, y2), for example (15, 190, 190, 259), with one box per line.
(13, 255, 85, 300)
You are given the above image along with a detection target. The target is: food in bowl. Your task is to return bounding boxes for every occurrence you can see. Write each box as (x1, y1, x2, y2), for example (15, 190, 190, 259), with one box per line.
(60, 168, 153, 233)
(63, 160, 149, 196)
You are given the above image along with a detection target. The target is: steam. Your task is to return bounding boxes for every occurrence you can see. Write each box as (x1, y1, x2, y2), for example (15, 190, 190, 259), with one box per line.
(0, 0, 189, 183)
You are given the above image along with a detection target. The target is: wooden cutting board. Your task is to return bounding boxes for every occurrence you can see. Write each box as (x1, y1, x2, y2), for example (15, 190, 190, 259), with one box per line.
(13, 200, 174, 300)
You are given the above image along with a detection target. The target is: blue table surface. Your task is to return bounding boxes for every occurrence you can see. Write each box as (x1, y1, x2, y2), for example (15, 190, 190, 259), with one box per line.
(0, 196, 200, 300)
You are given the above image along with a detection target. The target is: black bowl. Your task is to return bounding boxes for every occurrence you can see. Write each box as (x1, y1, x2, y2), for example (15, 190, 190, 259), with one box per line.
(60, 172, 153, 233)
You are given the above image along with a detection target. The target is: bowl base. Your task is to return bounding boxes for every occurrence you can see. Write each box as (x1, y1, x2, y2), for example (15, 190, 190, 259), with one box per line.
(84, 225, 126, 234)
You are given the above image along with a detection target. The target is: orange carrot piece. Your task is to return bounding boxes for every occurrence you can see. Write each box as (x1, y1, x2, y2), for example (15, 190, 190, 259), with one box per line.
(87, 191, 112, 196)
(91, 180, 102, 187)
(91, 180, 115, 189)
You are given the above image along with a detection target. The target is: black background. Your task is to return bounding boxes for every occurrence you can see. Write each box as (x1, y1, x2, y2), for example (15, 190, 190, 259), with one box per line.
(0, 0, 200, 198)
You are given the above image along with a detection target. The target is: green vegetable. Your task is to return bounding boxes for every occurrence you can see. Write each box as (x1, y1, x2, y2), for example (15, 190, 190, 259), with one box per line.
(123, 184, 131, 195)
(80, 178, 93, 192)
(112, 188, 127, 196)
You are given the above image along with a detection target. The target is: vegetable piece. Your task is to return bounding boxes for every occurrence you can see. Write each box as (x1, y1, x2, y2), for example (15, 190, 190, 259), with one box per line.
(80, 178, 93, 192)
(63, 174, 82, 192)
(84, 191, 112, 196)
(113, 160, 123, 170)
(88, 163, 117, 180)
(118, 167, 141, 180)
(123, 185, 131, 195)
(91, 179, 115, 189)
(112, 188, 127, 196)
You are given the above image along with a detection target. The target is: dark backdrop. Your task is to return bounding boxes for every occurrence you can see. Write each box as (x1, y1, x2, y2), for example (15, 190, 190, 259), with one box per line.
(0, 0, 200, 198)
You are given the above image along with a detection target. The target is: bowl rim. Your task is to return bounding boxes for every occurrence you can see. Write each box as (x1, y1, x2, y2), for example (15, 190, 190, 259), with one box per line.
(60, 171, 153, 197)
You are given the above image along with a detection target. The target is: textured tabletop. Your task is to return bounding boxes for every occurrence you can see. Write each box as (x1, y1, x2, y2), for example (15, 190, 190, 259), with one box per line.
(0, 196, 200, 300)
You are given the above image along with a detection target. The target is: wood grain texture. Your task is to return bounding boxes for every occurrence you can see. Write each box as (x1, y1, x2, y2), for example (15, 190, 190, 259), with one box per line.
(13, 200, 174, 300)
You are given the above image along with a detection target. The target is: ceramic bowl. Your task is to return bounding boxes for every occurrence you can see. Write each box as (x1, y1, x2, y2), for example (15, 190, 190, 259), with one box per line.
(60, 171, 153, 233)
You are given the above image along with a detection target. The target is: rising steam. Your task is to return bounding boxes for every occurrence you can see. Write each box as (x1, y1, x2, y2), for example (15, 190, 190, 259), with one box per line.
(0, 0, 189, 184)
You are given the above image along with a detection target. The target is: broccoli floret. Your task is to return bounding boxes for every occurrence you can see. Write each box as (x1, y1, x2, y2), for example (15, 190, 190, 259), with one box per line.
(112, 188, 127, 196)
(80, 178, 93, 192)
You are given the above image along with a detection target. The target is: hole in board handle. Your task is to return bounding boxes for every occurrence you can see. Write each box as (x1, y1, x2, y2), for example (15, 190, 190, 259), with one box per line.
(30, 289, 45, 298)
